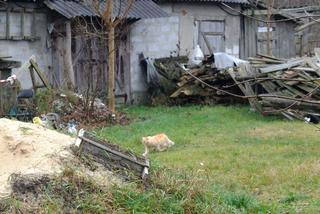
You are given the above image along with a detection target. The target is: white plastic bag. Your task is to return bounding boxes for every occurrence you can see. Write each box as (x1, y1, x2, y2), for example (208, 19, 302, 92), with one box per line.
(188, 45, 204, 66)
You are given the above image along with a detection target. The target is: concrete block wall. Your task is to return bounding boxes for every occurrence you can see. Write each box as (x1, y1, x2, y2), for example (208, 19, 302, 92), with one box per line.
(159, 3, 242, 58)
(129, 16, 179, 104)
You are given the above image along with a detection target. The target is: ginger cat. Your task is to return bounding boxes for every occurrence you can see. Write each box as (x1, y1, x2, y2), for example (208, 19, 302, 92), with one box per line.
(141, 133, 175, 157)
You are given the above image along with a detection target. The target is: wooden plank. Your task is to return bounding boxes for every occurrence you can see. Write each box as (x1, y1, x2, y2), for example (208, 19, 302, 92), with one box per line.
(275, 81, 305, 97)
(304, 58, 320, 76)
(29, 59, 51, 90)
(80, 136, 148, 167)
(78, 131, 149, 179)
(21, 9, 24, 37)
(259, 59, 304, 73)
(6, 7, 9, 39)
(227, 65, 262, 112)
(295, 18, 320, 32)
(28, 66, 37, 92)
(256, 53, 285, 62)
(292, 67, 315, 72)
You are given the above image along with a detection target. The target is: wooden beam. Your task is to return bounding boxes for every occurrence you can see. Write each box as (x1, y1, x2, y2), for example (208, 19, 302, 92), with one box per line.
(295, 18, 320, 32)
(6, 7, 10, 39)
(29, 59, 51, 90)
(259, 59, 304, 73)
(21, 9, 24, 38)
(28, 66, 37, 93)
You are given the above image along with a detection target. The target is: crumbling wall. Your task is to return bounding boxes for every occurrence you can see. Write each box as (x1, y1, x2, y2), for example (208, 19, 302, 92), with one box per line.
(129, 17, 179, 104)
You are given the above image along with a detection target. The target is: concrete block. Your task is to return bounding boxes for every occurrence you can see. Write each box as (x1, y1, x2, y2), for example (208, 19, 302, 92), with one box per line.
(160, 24, 171, 33)
(168, 16, 179, 23)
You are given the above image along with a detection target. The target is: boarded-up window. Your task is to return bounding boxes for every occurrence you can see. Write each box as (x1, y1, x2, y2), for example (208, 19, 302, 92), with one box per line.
(198, 20, 225, 55)
(0, 10, 37, 40)
(10, 12, 21, 37)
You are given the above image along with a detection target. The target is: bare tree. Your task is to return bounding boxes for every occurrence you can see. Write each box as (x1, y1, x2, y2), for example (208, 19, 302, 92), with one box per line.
(101, 0, 133, 112)
(73, 0, 134, 112)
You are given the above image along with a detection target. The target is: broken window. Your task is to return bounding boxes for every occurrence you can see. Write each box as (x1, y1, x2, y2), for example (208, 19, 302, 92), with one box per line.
(198, 20, 225, 55)
(0, 9, 38, 41)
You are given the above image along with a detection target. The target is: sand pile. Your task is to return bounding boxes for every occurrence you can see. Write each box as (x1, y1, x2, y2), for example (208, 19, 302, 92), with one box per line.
(0, 118, 74, 197)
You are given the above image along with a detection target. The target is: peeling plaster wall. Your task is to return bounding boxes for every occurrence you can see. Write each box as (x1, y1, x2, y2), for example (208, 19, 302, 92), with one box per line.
(0, 4, 52, 89)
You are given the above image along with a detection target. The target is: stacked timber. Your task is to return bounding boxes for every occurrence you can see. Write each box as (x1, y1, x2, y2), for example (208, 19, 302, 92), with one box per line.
(238, 55, 320, 120)
(151, 54, 320, 121)
(153, 57, 244, 104)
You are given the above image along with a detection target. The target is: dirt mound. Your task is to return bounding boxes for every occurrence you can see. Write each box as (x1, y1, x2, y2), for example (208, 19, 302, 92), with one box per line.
(0, 118, 74, 197)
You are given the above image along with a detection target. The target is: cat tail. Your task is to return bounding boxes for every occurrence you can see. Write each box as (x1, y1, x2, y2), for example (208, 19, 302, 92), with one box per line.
(142, 145, 149, 157)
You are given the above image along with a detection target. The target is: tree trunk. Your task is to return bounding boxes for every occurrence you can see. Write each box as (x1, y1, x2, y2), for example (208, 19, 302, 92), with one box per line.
(64, 20, 75, 90)
(108, 25, 115, 112)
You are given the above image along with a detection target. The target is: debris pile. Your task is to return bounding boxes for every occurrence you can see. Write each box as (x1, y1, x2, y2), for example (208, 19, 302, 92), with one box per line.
(151, 56, 244, 105)
(147, 52, 320, 120)
(242, 55, 320, 120)
(37, 91, 129, 130)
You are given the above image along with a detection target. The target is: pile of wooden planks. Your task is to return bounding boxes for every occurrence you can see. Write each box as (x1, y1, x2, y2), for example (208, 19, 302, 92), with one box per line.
(152, 54, 320, 120)
(236, 55, 320, 120)
(153, 57, 244, 104)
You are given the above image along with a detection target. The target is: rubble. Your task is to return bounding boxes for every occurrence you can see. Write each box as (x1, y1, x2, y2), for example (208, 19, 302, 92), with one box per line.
(36, 91, 130, 130)
(148, 52, 320, 121)
(150, 55, 245, 105)
(243, 55, 320, 120)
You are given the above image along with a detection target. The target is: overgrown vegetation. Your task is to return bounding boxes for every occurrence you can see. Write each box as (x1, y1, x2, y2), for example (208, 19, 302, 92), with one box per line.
(1, 106, 319, 213)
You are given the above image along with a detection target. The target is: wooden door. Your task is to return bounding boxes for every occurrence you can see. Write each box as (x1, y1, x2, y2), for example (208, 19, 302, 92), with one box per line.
(257, 24, 278, 56)
(198, 20, 225, 55)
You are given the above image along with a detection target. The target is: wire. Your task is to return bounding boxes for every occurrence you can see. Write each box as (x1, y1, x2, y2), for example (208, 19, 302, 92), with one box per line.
(218, 4, 240, 16)
(183, 67, 320, 103)
(221, 3, 320, 23)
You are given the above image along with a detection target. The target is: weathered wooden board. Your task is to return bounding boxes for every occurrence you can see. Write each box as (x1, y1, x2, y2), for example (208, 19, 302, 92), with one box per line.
(77, 131, 149, 179)
(0, 83, 18, 115)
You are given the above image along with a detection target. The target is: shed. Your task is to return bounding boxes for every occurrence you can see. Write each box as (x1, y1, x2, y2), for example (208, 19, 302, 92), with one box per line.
(246, 0, 320, 57)
(155, 0, 250, 58)
(0, 0, 169, 104)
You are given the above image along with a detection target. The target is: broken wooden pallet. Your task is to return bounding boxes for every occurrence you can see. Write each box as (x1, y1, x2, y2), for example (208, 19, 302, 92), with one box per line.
(75, 130, 149, 179)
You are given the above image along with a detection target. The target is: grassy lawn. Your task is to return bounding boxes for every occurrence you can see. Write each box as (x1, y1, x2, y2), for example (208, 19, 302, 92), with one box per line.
(95, 105, 320, 213)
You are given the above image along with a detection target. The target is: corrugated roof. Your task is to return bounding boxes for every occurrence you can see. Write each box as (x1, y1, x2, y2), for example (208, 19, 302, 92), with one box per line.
(154, 0, 249, 4)
(44, 0, 168, 19)
(250, 0, 320, 9)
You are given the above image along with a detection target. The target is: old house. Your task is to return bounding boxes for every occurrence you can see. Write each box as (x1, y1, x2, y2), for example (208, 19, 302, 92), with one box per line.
(154, 0, 250, 58)
(245, 0, 320, 57)
(271, 0, 320, 56)
(2, 0, 317, 105)
(0, 0, 170, 104)
(241, 3, 298, 58)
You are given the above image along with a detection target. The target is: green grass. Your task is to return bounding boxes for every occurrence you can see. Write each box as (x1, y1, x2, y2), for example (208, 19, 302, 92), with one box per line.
(2, 105, 319, 213)
(94, 105, 320, 213)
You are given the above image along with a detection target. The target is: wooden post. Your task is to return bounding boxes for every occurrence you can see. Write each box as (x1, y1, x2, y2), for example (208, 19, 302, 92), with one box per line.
(266, 0, 274, 56)
(65, 20, 75, 90)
